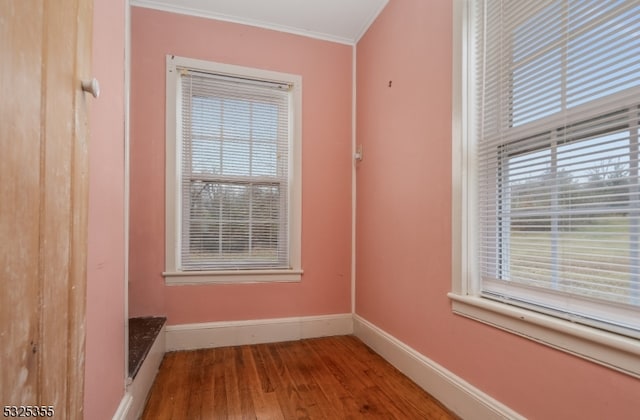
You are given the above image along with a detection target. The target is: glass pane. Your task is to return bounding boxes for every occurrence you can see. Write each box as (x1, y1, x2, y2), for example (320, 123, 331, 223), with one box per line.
(557, 132, 630, 208)
(191, 96, 221, 137)
(252, 184, 280, 221)
(220, 184, 250, 220)
(222, 139, 251, 176)
(222, 98, 250, 140)
(186, 181, 221, 259)
(188, 221, 219, 255)
(252, 102, 279, 141)
(189, 181, 221, 219)
(511, 1, 562, 62)
(567, 2, 640, 107)
(512, 49, 562, 126)
(252, 141, 278, 176)
(191, 139, 221, 175)
(190, 96, 222, 175)
(505, 148, 553, 285)
(555, 132, 633, 302)
(252, 222, 279, 252)
(221, 223, 250, 253)
(556, 216, 632, 303)
(507, 148, 552, 212)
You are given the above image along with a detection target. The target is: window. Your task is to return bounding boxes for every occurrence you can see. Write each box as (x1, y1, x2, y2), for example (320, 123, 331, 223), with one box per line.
(165, 56, 302, 284)
(452, 0, 640, 377)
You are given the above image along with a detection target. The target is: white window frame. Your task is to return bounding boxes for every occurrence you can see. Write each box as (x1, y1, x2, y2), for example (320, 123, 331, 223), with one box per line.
(450, 0, 640, 378)
(164, 55, 303, 285)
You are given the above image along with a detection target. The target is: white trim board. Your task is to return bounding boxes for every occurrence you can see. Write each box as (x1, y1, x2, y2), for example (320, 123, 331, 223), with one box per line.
(166, 313, 353, 351)
(111, 393, 132, 420)
(353, 315, 524, 420)
(113, 324, 166, 420)
(351, 44, 357, 315)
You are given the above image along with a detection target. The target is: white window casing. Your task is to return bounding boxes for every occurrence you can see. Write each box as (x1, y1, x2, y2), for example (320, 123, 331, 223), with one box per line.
(164, 56, 302, 284)
(451, 0, 640, 378)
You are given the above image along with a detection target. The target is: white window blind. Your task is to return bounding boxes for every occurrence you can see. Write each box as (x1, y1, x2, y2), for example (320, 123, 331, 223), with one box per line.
(475, 0, 640, 336)
(178, 69, 291, 271)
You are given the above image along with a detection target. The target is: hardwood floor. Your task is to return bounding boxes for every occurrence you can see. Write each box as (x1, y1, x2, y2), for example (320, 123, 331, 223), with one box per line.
(142, 335, 458, 419)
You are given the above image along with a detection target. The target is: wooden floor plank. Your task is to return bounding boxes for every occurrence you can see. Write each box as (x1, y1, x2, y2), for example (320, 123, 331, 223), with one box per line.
(210, 348, 228, 419)
(185, 349, 205, 420)
(222, 346, 252, 419)
(168, 351, 194, 420)
(255, 343, 309, 419)
(334, 336, 455, 419)
(274, 341, 330, 419)
(294, 340, 354, 417)
(196, 349, 217, 420)
(142, 336, 459, 419)
(141, 352, 176, 420)
(241, 345, 284, 420)
(280, 340, 349, 419)
(312, 337, 395, 418)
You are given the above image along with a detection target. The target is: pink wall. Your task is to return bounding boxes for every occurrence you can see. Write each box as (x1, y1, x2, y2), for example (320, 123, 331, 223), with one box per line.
(355, 0, 640, 419)
(129, 7, 352, 324)
(84, 0, 126, 418)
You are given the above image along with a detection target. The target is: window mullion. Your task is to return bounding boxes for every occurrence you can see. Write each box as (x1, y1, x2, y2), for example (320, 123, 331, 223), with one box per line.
(182, 78, 194, 269)
(560, 0, 568, 113)
(630, 111, 640, 305)
(248, 102, 254, 256)
(550, 134, 560, 290)
(218, 98, 224, 256)
(279, 101, 288, 265)
(498, 147, 510, 281)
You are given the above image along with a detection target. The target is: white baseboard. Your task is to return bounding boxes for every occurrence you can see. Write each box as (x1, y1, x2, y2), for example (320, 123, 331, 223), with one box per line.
(119, 324, 166, 420)
(353, 315, 524, 420)
(165, 313, 353, 351)
(111, 392, 132, 420)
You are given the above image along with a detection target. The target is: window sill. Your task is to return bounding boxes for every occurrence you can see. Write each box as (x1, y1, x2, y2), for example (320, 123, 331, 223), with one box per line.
(163, 269, 303, 285)
(448, 293, 640, 379)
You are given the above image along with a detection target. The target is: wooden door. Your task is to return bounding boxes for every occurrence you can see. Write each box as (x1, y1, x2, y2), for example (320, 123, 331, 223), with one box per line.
(0, 0, 93, 418)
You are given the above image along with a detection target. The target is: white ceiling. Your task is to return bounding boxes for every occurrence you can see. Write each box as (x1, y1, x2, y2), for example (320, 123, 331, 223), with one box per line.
(130, 0, 389, 45)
